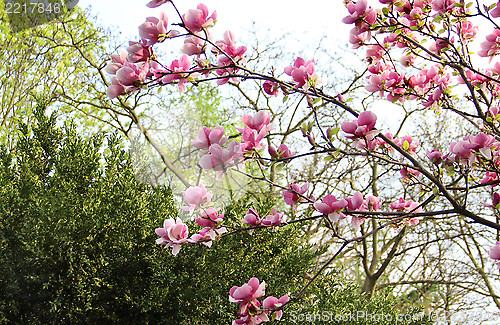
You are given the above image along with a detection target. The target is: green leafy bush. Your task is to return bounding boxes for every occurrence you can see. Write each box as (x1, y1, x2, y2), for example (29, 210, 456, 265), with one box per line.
(0, 103, 429, 324)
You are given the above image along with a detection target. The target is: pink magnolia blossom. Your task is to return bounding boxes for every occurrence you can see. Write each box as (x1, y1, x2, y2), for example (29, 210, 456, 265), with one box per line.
(431, 0, 458, 13)
(146, 0, 170, 8)
(215, 63, 241, 85)
(158, 54, 195, 93)
(390, 197, 422, 226)
(195, 207, 224, 228)
(488, 106, 500, 119)
(261, 295, 290, 321)
(489, 241, 500, 269)
(366, 70, 405, 99)
(243, 209, 261, 234)
(263, 80, 279, 96)
(232, 300, 267, 325)
(449, 140, 475, 163)
(314, 195, 348, 222)
(492, 2, 500, 18)
(241, 111, 273, 133)
(182, 3, 217, 32)
(450, 132, 498, 163)
(190, 227, 214, 248)
(240, 127, 266, 153)
(489, 241, 500, 260)
(105, 49, 128, 75)
(391, 197, 422, 213)
(481, 172, 498, 186)
(479, 29, 500, 58)
(458, 20, 478, 41)
(181, 35, 206, 56)
(429, 37, 454, 55)
(243, 209, 261, 226)
(283, 183, 309, 206)
(400, 167, 421, 181)
(155, 218, 189, 255)
(426, 148, 443, 164)
(191, 126, 227, 151)
(406, 6, 426, 24)
(229, 277, 266, 312)
(399, 54, 415, 67)
(366, 44, 385, 63)
(181, 183, 212, 214)
(395, 135, 419, 155)
(349, 26, 371, 48)
(342, 0, 377, 28)
(215, 30, 247, 62)
(268, 144, 295, 160)
(421, 87, 444, 108)
(372, 132, 396, 153)
(346, 191, 365, 228)
(346, 191, 364, 211)
(190, 226, 226, 248)
(115, 62, 149, 87)
(354, 133, 394, 153)
(127, 40, 153, 63)
(106, 77, 126, 99)
(483, 192, 500, 208)
(262, 209, 286, 227)
(355, 133, 381, 151)
(139, 12, 177, 46)
(199, 141, 242, 173)
(232, 314, 263, 325)
(341, 111, 378, 139)
(284, 57, 320, 89)
(365, 195, 381, 211)
(458, 69, 490, 88)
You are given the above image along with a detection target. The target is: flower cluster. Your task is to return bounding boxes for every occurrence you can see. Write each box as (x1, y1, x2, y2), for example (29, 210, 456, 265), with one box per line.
(105, 2, 249, 96)
(155, 218, 189, 255)
(284, 57, 320, 90)
(242, 208, 286, 231)
(155, 183, 227, 254)
(194, 111, 275, 178)
(229, 277, 290, 324)
(130, 0, 500, 320)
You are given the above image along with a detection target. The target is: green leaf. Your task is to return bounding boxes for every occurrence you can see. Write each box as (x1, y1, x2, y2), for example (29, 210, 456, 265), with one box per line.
(403, 140, 410, 151)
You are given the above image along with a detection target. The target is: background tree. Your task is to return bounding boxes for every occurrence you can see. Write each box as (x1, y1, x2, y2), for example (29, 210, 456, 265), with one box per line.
(102, 1, 500, 323)
(0, 100, 430, 324)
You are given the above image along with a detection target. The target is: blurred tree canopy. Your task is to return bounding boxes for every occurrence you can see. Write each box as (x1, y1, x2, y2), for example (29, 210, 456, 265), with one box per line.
(0, 2, 111, 146)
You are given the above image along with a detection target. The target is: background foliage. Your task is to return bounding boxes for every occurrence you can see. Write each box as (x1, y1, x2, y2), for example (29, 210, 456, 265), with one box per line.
(0, 102, 428, 324)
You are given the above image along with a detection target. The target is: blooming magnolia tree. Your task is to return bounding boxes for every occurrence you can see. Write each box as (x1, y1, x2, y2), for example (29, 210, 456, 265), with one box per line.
(105, 0, 500, 322)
